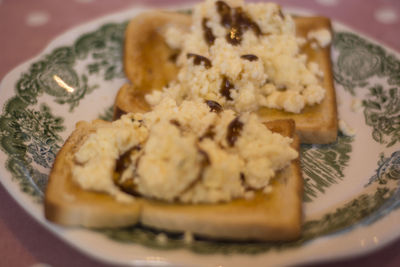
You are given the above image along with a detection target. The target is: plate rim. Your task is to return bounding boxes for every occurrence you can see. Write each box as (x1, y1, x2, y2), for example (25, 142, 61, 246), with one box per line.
(0, 3, 399, 267)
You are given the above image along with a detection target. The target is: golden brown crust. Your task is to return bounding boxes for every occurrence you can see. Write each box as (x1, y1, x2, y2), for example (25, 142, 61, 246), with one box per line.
(257, 17, 338, 144)
(45, 119, 302, 241)
(124, 11, 191, 92)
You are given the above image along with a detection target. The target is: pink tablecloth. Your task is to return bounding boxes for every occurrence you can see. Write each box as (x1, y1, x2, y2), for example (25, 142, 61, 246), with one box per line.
(1, 0, 399, 266)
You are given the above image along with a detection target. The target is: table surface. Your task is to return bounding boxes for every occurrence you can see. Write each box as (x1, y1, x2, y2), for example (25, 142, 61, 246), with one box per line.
(1, 0, 400, 266)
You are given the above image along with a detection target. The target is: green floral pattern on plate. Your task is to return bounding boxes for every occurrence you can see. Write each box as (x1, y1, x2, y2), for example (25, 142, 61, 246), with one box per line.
(301, 133, 353, 202)
(0, 18, 399, 255)
(334, 32, 400, 147)
(99, 151, 400, 254)
(0, 22, 126, 200)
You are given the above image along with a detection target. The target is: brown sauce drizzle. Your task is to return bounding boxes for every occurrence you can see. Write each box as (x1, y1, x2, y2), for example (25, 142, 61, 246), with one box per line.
(113, 145, 142, 195)
(220, 76, 235, 100)
(177, 147, 211, 200)
(202, 18, 216, 46)
(187, 53, 212, 69)
(216, 0, 232, 28)
(226, 117, 243, 146)
(240, 54, 258, 61)
(117, 178, 139, 196)
(205, 100, 223, 113)
(240, 172, 245, 183)
(199, 125, 216, 141)
(168, 50, 180, 63)
(115, 146, 140, 174)
(198, 149, 211, 167)
(234, 7, 262, 36)
(215, 1, 262, 46)
(170, 119, 181, 128)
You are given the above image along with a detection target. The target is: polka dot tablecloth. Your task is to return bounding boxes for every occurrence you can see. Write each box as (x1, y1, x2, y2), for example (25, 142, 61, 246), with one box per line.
(0, 1, 399, 267)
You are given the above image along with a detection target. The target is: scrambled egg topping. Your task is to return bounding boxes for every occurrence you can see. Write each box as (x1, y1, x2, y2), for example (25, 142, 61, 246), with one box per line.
(146, 0, 329, 114)
(73, 97, 298, 203)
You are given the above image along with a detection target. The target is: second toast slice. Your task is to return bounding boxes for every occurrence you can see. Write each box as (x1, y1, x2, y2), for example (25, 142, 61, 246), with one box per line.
(120, 11, 338, 144)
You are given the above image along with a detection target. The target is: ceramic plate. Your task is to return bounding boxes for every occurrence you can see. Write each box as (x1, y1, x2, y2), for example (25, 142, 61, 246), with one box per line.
(0, 4, 399, 267)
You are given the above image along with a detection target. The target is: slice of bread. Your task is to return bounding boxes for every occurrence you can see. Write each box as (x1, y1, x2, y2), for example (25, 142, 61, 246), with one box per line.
(45, 119, 302, 241)
(121, 13, 338, 144)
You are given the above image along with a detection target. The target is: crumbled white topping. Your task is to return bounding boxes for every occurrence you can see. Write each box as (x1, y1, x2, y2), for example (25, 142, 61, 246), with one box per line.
(156, 233, 168, 244)
(339, 119, 356, 136)
(72, 114, 148, 203)
(73, 97, 298, 204)
(307, 28, 332, 48)
(146, 0, 326, 114)
(351, 98, 363, 113)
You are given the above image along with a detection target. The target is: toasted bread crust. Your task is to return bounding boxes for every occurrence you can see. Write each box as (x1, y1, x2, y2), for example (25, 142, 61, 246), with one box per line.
(45, 120, 142, 228)
(45, 119, 302, 241)
(124, 11, 191, 92)
(121, 13, 338, 144)
(113, 83, 150, 120)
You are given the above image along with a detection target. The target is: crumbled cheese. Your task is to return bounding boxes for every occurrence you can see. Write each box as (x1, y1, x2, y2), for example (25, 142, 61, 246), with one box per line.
(351, 98, 363, 113)
(307, 28, 332, 48)
(310, 42, 319, 50)
(244, 190, 255, 200)
(263, 185, 273, 194)
(339, 119, 356, 136)
(183, 231, 194, 244)
(72, 97, 298, 204)
(72, 114, 149, 203)
(146, 0, 326, 114)
(156, 233, 168, 244)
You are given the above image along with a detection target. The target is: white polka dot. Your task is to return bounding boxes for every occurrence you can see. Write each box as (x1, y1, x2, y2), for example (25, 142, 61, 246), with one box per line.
(315, 0, 339, 6)
(26, 11, 50, 27)
(30, 263, 52, 267)
(374, 7, 398, 24)
(75, 0, 95, 3)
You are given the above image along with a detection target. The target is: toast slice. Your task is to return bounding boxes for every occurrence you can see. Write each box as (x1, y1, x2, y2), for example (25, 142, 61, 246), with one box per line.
(45, 119, 302, 241)
(121, 12, 337, 144)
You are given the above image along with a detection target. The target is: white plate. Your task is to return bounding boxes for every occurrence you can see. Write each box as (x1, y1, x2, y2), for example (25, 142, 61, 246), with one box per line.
(0, 4, 399, 267)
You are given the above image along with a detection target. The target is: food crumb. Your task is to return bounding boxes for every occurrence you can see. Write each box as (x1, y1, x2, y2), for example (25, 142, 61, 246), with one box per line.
(156, 233, 168, 245)
(183, 231, 194, 244)
(263, 185, 273, 194)
(339, 119, 356, 137)
(244, 191, 255, 200)
(351, 98, 363, 113)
